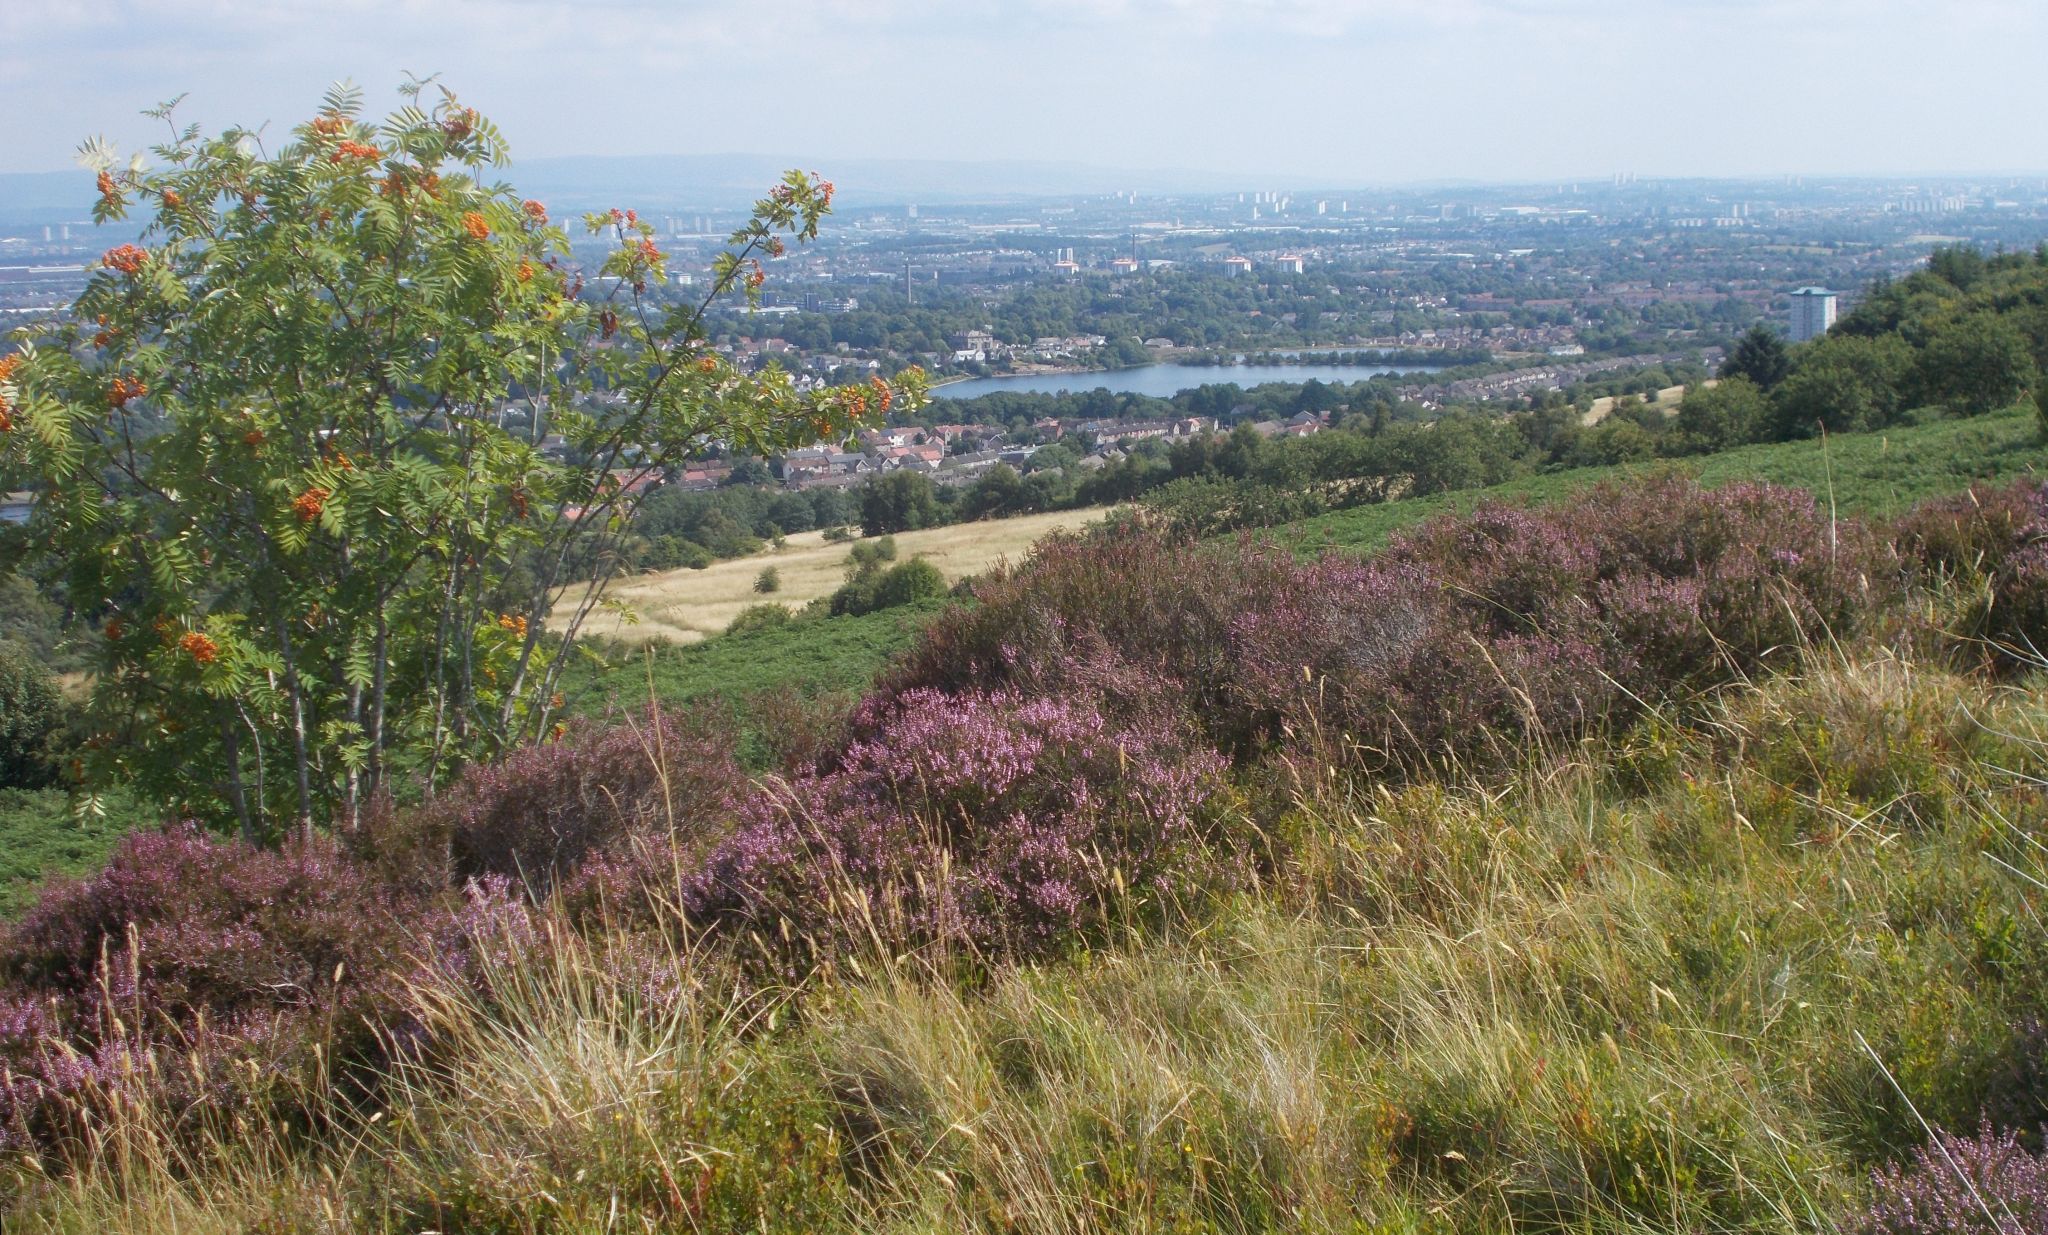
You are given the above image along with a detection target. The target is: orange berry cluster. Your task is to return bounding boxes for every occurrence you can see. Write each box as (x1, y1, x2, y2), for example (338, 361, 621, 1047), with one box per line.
(380, 169, 441, 201)
(179, 631, 220, 665)
(107, 376, 148, 408)
(0, 353, 16, 432)
(311, 115, 348, 137)
(101, 244, 149, 275)
(521, 199, 548, 225)
(330, 140, 382, 164)
(96, 170, 119, 205)
(497, 613, 529, 637)
(293, 486, 330, 522)
(462, 211, 491, 240)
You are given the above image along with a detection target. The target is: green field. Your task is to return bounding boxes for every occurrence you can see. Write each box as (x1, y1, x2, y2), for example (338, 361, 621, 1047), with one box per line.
(560, 597, 951, 715)
(0, 788, 145, 916)
(1275, 403, 2047, 555)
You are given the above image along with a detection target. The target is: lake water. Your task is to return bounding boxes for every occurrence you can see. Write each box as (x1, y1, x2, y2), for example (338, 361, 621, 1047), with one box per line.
(933, 361, 1442, 401)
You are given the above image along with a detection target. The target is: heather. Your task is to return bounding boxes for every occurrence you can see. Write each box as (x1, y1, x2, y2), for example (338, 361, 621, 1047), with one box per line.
(4, 475, 2048, 1232)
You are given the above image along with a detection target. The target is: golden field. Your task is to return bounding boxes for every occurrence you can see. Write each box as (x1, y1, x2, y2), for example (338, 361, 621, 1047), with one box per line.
(557, 506, 1113, 645)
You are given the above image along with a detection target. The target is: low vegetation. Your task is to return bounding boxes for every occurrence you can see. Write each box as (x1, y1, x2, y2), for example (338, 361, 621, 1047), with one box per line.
(5, 472, 2048, 1231)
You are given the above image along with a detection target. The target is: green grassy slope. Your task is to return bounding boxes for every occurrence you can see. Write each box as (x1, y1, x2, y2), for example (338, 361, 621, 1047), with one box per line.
(557, 597, 952, 716)
(0, 788, 144, 916)
(1275, 403, 2046, 555)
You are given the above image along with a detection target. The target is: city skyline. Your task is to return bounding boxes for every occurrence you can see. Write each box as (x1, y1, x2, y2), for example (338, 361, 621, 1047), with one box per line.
(2, 0, 2045, 183)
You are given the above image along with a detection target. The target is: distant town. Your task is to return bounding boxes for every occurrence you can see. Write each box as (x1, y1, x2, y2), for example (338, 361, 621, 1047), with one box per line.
(2, 171, 2038, 499)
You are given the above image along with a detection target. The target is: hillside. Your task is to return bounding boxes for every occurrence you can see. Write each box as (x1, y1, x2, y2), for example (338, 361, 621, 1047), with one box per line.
(7, 468, 2048, 1233)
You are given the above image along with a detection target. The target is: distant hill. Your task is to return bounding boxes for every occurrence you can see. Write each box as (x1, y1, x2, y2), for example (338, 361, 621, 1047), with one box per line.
(502, 153, 1246, 210)
(0, 171, 97, 226)
(0, 155, 1254, 226)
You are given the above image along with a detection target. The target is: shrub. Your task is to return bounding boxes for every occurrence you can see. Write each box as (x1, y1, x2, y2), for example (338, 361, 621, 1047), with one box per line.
(0, 641, 62, 790)
(0, 824, 481, 1155)
(884, 475, 1893, 775)
(1895, 480, 2048, 664)
(726, 602, 794, 636)
(754, 566, 781, 594)
(871, 558, 947, 610)
(383, 706, 746, 896)
(1852, 1124, 2048, 1235)
(679, 687, 1230, 966)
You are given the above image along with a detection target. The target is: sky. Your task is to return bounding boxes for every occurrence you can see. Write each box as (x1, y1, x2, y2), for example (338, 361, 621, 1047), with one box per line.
(4, 0, 2045, 186)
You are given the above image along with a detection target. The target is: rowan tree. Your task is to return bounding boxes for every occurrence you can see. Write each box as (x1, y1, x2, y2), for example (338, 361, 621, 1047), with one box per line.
(0, 83, 923, 840)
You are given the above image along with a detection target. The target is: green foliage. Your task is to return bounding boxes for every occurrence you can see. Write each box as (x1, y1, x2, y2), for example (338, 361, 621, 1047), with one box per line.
(1277, 403, 2048, 555)
(0, 641, 62, 790)
(1913, 310, 2037, 415)
(1674, 375, 1769, 452)
(1772, 332, 1916, 436)
(1721, 323, 1792, 390)
(0, 787, 144, 917)
(753, 566, 781, 594)
(830, 547, 946, 617)
(558, 599, 948, 723)
(0, 87, 922, 839)
(870, 557, 948, 610)
(725, 603, 794, 637)
(859, 470, 940, 535)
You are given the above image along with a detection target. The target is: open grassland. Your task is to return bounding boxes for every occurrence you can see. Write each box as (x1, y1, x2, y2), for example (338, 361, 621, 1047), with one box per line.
(1279, 402, 2048, 555)
(1581, 381, 1688, 425)
(9, 650, 2047, 1233)
(0, 789, 142, 917)
(559, 506, 1110, 645)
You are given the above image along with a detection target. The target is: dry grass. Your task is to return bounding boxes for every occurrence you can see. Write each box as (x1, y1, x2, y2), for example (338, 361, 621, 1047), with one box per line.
(561, 507, 1113, 645)
(1582, 383, 1693, 426)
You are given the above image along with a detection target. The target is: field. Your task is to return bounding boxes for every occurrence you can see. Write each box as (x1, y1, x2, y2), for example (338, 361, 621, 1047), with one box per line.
(1580, 381, 1687, 425)
(1277, 402, 2048, 555)
(559, 597, 949, 715)
(0, 788, 143, 917)
(558, 506, 1110, 645)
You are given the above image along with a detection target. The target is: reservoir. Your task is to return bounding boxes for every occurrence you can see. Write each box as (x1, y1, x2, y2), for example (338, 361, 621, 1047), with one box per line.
(933, 360, 1443, 401)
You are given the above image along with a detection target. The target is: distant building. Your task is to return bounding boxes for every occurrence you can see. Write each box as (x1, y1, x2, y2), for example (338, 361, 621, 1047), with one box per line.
(1270, 254, 1305, 274)
(1223, 256, 1254, 276)
(1788, 287, 1837, 342)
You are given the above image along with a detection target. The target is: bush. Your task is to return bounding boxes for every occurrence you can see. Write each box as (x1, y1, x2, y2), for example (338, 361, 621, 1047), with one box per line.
(0, 642, 62, 790)
(0, 825, 518, 1156)
(678, 686, 1229, 966)
(726, 603, 794, 637)
(380, 707, 746, 896)
(1852, 1124, 2048, 1235)
(1895, 480, 2048, 665)
(754, 566, 781, 594)
(882, 475, 1893, 775)
(871, 558, 948, 610)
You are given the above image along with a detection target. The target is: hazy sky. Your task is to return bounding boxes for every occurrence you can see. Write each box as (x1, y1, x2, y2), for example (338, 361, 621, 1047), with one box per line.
(4, 0, 2044, 183)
